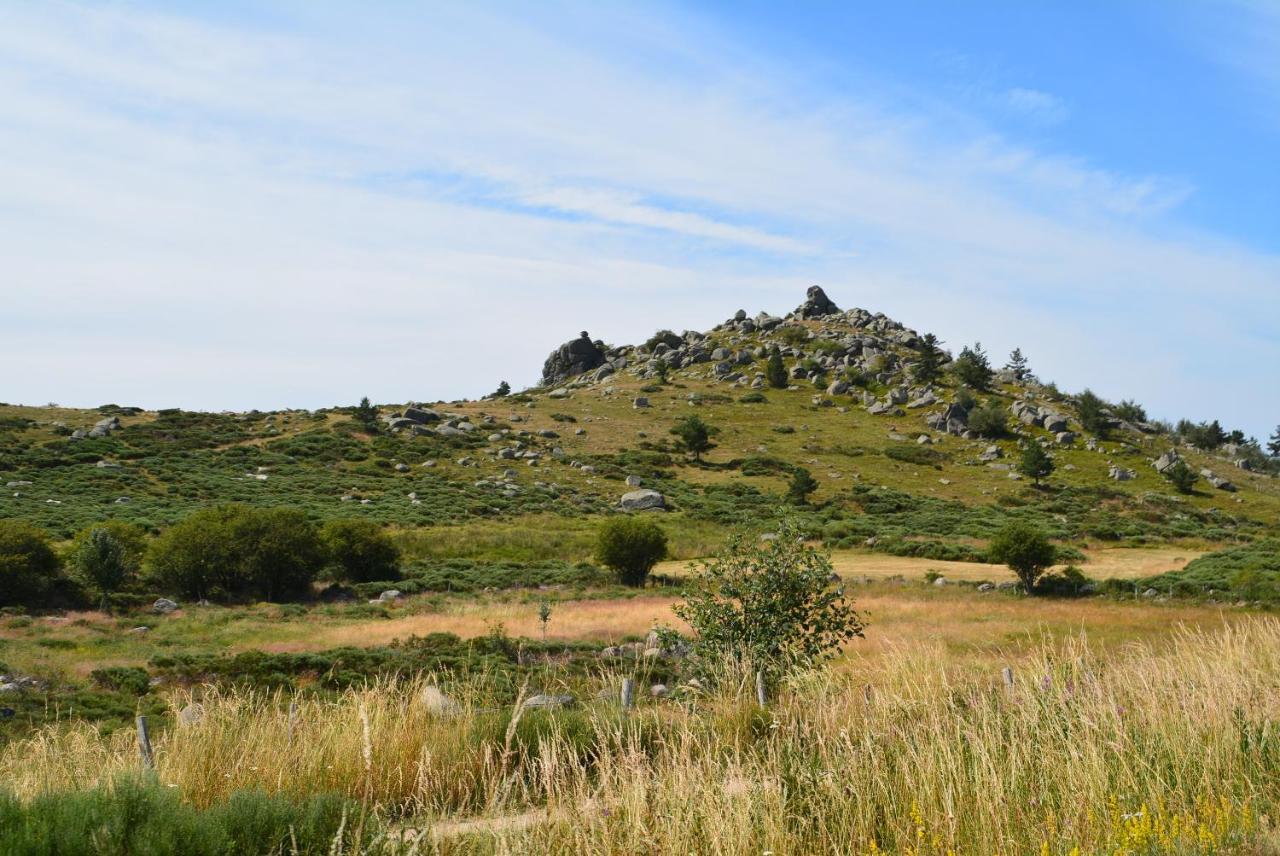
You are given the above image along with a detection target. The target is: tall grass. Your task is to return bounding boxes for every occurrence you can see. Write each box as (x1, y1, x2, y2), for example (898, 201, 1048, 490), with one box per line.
(4, 620, 1280, 853)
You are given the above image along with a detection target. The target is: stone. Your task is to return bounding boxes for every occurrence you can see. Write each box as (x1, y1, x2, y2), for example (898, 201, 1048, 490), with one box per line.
(1154, 451, 1181, 474)
(979, 445, 1002, 461)
(542, 332, 606, 385)
(933, 576, 947, 586)
(826, 379, 849, 396)
(152, 598, 179, 614)
(523, 694, 575, 710)
(625, 475, 643, 487)
(394, 463, 410, 472)
(620, 489, 665, 511)
(421, 685, 463, 716)
(402, 407, 440, 424)
(795, 285, 840, 318)
(178, 703, 205, 726)
(1109, 465, 1136, 481)
(633, 396, 650, 408)
(1055, 432, 1077, 446)
(650, 684, 669, 698)
(977, 583, 995, 592)
(378, 589, 403, 602)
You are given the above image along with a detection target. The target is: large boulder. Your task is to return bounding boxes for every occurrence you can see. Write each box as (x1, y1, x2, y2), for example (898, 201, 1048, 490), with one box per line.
(794, 285, 840, 319)
(541, 332, 606, 385)
(620, 489, 665, 511)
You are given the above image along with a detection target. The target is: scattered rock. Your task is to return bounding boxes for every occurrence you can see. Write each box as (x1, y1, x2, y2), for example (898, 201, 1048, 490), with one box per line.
(421, 685, 463, 716)
(152, 598, 179, 614)
(523, 694, 576, 710)
(620, 489, 665, 511)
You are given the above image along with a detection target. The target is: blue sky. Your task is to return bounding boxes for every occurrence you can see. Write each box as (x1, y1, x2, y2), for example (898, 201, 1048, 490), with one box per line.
(1, 1, 1277, 438)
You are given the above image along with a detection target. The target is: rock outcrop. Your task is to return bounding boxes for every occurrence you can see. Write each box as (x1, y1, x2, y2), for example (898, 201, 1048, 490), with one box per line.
(542, 332, 606, 385)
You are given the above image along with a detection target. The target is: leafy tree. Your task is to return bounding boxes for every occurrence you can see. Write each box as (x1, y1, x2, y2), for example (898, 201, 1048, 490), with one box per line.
(1180, 419, 1227, 450)
(1163, 460, 1199, 495)
(1114, 399, 1147, 423)
(674, 521, 864, 677)
(71, 528, 128, 611)
(321, 519, 401, 583)
(537, 601, 553, 640)
(594, 517, 668, 587)
(353, 397, 379, 433)
(670, 415, 719, 462)
(1004, 347, 1030, 381)
(987, 522, 1058, 594)
(1269, 425, 1280, 458)
(1076, 389, 1109, 437)
(766, 346, 788, 389)
(491, 381, 511, 398)
(912, 333, 946, 385)
(654, 358, 670, 384)
(0, 521, 61, 608)
(953, 342, 993, 391)
(229, 508, 325, 602)
(644, 329, 682, 352)
(1017, 441, 1055, 486)
(68, 520, 147, 579)
(787, 467, 818, 505)
(967, 399, 1009, 438)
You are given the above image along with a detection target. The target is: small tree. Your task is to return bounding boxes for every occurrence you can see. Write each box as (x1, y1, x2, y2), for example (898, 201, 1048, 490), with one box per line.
(1164, 460, 1199, 494)
(787, 467, 818, 505)
(1018, 441, 1055, 486)
(1268, 425, 1280, 458)
(953, 343, 993, 391)
(1004, 347, 1030, 381)
(967, 399, 1009, 438)
(354, 396, 379, 433)
(321, 519, 401, 583)
(71, 528, 128, 611)
(537, 601, 552, 640)
(674, 521, 863, 677)
(654, 358, 670, 384)
(492, 381, 511, 398)
(987, 522, 1057, 594)
(670, 415, 719, 462)
(594, 517, 668, 587)
(913, 334, 946, 385)
(0, 521, 61, 608)
(766, 346, 788, 389)
(1076, 389, 1109, 437)
(1114, 399, 1147, 423)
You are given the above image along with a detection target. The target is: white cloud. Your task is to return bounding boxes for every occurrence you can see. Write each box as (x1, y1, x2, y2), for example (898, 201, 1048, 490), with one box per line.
(1003, 87, 1070, 124)
(0, 2, 1277, 438)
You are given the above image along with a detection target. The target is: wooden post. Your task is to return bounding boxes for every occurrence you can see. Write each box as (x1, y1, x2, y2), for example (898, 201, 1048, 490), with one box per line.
(1001, 666, 1014, 691)
(287, 701, 298, 747)
(862, 684, 874, 706)
(755, 671, 768, 708)
(136, 715, 154, 769)
(620, 678, 635, 711)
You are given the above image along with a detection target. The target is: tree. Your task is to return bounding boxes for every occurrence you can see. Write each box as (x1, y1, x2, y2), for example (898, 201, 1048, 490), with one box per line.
(71, 528, 128, 611)
(321, 519, 401, 583)
(492, 381, 511, 398)
(1163, 460, 1199, 495)
(353, 397, 379, 433)
(674, 521, 863, 677)
(1269, 425, 1280, 458)
(68, 520, 147, 575)
(766, 346, 788, 389)
(912, 334, 946, 385)
(987, 522, 1057, 594)
(654, 358, 670, 384)
(594, 517, 668, 587)
(787, 467, 818, 505)
(1017, 441, 1055, 486)
(1114, 399, 1147, 424)
(967, 399, 1009, 438)
(537, 601, 553, 640)
(1004, 347, 1030, 381)
(953, 342, 993, 391)
(670, 415, 719, 462)
(0, 521, 61, 608)
(229, 508, 325, 602)
(1076, 389, 1109, 437)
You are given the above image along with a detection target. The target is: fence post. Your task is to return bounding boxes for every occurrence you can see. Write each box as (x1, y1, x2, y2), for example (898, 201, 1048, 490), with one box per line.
(620, 678, 635, 711)
(136, 715, 154, 769)
(755, 671, 768, 708)
(1001, 666, 1014, 691)
(862, 684, 874, 706)
(287, 701, 298, 747)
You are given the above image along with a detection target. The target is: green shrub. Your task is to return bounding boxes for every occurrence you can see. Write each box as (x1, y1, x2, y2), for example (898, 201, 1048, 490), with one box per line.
(594, 517, 668, 587)
(967, 400, 1009, 438)
(987, 522, 1057, 594)
(0, 520, 61, 608)
(884, 444, 946, 466)
(739, 392, 767, 404)
(320, 519, 400, 583)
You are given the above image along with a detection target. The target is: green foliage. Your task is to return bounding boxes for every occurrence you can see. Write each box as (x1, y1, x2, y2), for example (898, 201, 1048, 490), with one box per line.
(70, 527, 129, 607)
(953, 342, 994, 391)
(68, 520, 147, 574)
(1269, 425, 1280, 457)
(492, 380, 511, 397)
(670, 415, 719, 461)
(1017, 442, 1055, 485)
(1004, 347, 1030, 381)
(787, 467, 818, 505)
(0, 775, 372, 855)
(1114, 399, 1147, 423)
(90, 665, 151, 696)
(644, 329, 683, 352)
(0, 520, 61, 607)
(352, 396, 379, 433)
(320, 519, 400, 583)
(776, 326, 810, 346)
(1163, 460, 1199, 494)
(884, 444, 947, 466)
(146, 505, 324, 603)
(739, 391, 767, 404)
(594, 517, 668, 587)
(967, 399, 1010, 438)
(654, 358, 671, 383)
(1177, 419, 1228, 450)
(1133, 540, 1280, 601)
(675, 521, 863, 676)
(1076, 389, 1109, 437)
(912, 333, 946, 385)
(766, 346, 788, 389)
(987, 522, 1057, 593)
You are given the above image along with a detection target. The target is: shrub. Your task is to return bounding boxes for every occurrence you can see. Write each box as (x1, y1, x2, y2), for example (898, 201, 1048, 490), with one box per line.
(987, 522, 1057, 594)
(70, 527, 129, 609)
(644, 329, 683, 352)
(670, 415, 718, 462)
(0, 520, 61, 608)
(594, 518, 668, 587)
(1114, 399, 1147, 423)
(953, 343, 993, 391)
(675, 521, 863, 677)
(885, 444, 945, 466)
(1017, 442, 1055, 485)
(320, 519, 400, 583)
(967, 399, 1009, 438)
(787, 467, 818, 505)
(739, 392, 767, 404)
(766, 346, 788, 389)
(1077, 389, 1109, 436)
(1163, 460, 1199, 495)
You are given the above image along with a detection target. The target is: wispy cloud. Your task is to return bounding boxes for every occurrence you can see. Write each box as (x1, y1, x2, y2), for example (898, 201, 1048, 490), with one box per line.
(0, 2, 1277, 437)
(1002, 87, 1070, 125)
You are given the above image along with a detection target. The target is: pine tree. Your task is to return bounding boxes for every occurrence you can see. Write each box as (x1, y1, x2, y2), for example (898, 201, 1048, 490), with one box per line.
(1005, 347, 1030, 381)
(1076, 389, 1109, 437)
(766, 346, 788, 389)
(670, 415, 719, 462)
(1269, 425, 1280, 458)
(492, 381, 511, 398)
(787, 467, 818, 505)
(353, 396, 379, 432)
(912, 334, 945, 385)
(954, 342, 994, 391)
(1017, 441, 1055, 486)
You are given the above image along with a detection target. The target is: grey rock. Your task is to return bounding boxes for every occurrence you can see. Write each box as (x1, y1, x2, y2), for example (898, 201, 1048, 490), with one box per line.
(152, 598, 179, 614)
(620, 489, 665, 511)
(795, 285, 840, 318)
(421, 685, 463, 716)
(523, 694, 576, 710)
(542, 332, 605, 385)
(378, 589, 403, 602)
